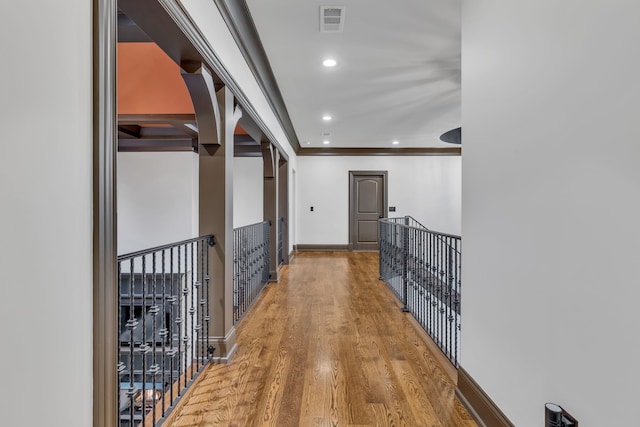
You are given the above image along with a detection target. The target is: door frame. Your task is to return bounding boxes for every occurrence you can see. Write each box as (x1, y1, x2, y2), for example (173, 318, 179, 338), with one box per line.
(348, 170, 388, 251)
(93, 0, 118, 425)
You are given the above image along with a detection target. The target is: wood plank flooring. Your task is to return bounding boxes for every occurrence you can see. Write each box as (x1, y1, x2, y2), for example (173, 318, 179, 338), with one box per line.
(164, 252, 476, 427)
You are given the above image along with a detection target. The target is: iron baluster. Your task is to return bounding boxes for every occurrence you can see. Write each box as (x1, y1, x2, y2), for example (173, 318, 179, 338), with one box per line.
(407, 226, 413, 313)
(233, 228, 238, 322)
(116, 261, 122, 424)
(231, 221, 271, 325)
(151, 252, 158, 424)
(410, 226, 416, 314)
(205, 238, 212, 363)
(161, 250, 167, 419)
(127, 258, 135, 425)
(379, 220, 383, 280)
(141, 254, 147, 426)
(402, 219, 409, 310)
(183, 243, 188, 390)
(454, 240, 458, 363)
(378, 217, 461, 368)
(448, 241, 453, 365)
(436, 233, 441, 343)
(420, 230, 425, 330)
(190, 241, 195, 381)
(176, 244, 183, 393)
(429, 231, 435, 339)
(438, 235, 444, 347)
(198, 240, 204, 370)
(169, 246, 175, 407)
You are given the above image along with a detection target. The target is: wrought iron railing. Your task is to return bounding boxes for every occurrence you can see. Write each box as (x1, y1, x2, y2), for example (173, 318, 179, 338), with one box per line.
(379, 217, 461, 367)
(233, 221, 270, 324)
(117, 235, 215, 426)
(277, 217, 284, 266)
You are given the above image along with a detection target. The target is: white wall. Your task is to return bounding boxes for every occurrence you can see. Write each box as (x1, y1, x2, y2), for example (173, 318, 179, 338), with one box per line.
(297, 156, 461, 245)
(233, 157, 264, 227)
(462, 2, 640, 426)
(118, 152, 199, 254)
(0, 1, 92, 426)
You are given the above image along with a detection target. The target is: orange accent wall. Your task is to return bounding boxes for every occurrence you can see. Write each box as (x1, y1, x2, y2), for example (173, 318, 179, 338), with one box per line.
(118, 42, 194, 115)
(118, 42, 248, 135)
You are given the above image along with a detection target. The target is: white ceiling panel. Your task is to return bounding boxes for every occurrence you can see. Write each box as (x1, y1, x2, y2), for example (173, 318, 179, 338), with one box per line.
(245, 0, 461, 148)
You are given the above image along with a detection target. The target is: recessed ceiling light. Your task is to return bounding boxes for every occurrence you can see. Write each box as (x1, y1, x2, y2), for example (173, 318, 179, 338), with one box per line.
(392, 140, 400, 145)
(322, 115, 332, 121)
(323, 140, 330, 145)
(306, 141, 311, 145)
(322, 59, 337, 67)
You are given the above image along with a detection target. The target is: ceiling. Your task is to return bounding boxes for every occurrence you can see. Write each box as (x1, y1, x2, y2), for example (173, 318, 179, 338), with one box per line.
(116, 1, 460, 154)
(244, 0, 461, 149)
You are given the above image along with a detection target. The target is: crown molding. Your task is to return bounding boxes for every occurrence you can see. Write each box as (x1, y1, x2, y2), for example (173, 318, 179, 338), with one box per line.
(213, 0, 302, 153)
(298, 147, 461, 156)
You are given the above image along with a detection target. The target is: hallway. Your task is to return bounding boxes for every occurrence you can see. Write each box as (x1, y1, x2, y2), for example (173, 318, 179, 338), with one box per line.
(166, 252, 476, 427)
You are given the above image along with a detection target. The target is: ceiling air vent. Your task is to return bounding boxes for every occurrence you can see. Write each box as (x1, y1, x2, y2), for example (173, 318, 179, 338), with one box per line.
(320, 6, 345, 32)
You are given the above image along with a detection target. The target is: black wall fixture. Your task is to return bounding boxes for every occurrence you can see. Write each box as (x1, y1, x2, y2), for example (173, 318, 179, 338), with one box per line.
(440, 127, 461, 144)
(545, 403, 578, 427)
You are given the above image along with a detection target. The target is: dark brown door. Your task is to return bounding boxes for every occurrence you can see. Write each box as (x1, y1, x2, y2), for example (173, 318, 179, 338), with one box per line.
(349, 171, 387, 250)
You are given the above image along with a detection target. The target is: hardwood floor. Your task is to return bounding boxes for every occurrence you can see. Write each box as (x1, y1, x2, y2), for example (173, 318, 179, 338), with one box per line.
(165, 252, 476, 427)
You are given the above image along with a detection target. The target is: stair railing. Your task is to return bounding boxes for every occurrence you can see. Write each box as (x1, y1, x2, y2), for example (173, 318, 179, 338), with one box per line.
(233, 221, 270, 324)
(379, 216, 461, 367)
(117, 235, 215, 426)
(277, 217, 284, 266)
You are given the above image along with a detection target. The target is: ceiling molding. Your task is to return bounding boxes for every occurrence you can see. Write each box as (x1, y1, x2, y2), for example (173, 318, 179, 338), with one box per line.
(298, 147, 461, 156)
(213, 0, 301, 153)
(118, 138, 197, 152)
(118, 113, 196, 125)
(156, 0, 289, 162)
